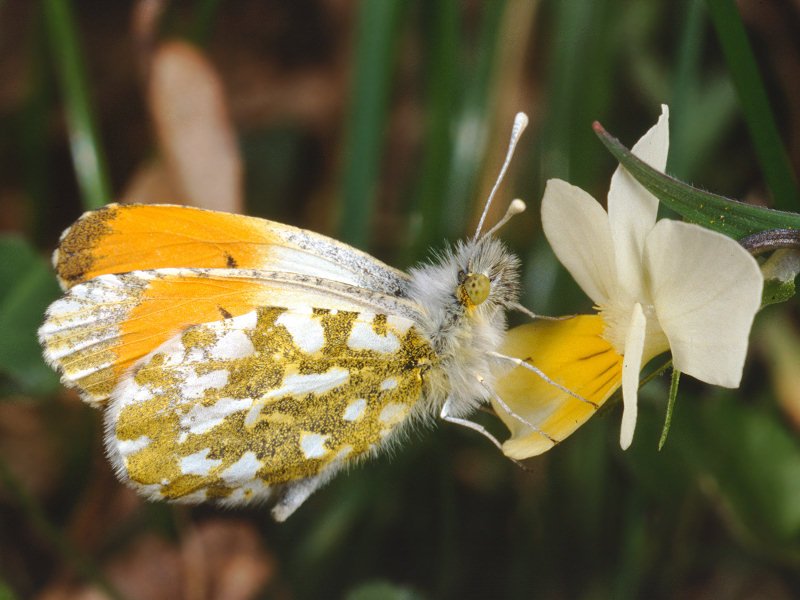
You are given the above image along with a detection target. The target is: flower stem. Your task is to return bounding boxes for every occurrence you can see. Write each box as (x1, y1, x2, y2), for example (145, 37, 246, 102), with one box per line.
(659, 368, 682, 451)
(739, 229, 800, 255)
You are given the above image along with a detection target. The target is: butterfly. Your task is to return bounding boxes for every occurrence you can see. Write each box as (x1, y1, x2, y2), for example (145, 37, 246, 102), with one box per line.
(39, 114, 620, 520)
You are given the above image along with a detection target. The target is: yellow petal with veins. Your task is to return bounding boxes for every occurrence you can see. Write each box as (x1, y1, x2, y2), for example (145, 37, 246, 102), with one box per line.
(492, 315, 623, 459)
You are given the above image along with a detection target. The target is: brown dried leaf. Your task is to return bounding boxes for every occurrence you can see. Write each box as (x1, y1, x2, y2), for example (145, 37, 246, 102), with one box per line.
(120, 158, 190, 206)
(181, 519, 275, 600)
(0, 402, 60, 499)
(38, 519, 274, 600)
(149, 40, 243, 213)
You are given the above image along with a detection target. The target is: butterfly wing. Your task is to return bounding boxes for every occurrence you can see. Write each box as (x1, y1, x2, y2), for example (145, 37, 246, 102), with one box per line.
(54, 203, 410, 296)
(39, 268, 422, 405)
(104, 305, 435, 519)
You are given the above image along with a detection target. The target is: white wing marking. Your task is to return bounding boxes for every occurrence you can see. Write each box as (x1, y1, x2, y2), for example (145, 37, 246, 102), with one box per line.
(300, 433, 330, 459)
(342, 398, 367, 421)
(244, 368, 351, 425)
(380, 378, 398, 390)
(181, 397, 253, 435)
(379, 403, 409, 425)
(220, 451, 261, 485)
(180, 448, 222, 476)
(178, 369, 229, 400)
(275, 308, 325, 353)
(347, 319, 400, 353)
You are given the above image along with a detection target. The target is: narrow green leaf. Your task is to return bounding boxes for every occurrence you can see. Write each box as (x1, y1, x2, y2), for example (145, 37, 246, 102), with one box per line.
(0, 237, 61, 394)
(437, 0, 506, 241)
(594, 122, 800, 239)
(409, 0, 458, 256)
(669, 0, 738, 182)
(43, 0, 112, 210)
(539, 0, 603, 185)
(658, 369, 680, 451)
(21, 12, 54, 244)
(338, 1, 407, 248)
(706, 0, 799, 210)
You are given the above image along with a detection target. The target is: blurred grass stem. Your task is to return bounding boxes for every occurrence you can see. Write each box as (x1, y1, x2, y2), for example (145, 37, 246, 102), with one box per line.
(706, 0, 799, 210)
(43, 0, 112, 210)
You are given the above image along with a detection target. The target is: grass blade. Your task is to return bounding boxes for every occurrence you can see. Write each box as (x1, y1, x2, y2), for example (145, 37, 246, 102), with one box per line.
(706, 0, 799, 210)
(338, 1, 407, 248)
(43, 0, 112, 210)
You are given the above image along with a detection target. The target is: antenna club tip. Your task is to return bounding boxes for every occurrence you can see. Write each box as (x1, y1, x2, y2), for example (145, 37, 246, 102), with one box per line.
(592, 120, 605, 134)
(509, 199, 526, 214)
(514, 112, 529, 130)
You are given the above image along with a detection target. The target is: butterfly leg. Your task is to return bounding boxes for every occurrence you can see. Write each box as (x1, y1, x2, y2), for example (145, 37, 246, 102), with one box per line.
(509, 302, 575, 321)
(440, 397, 506, 452)
(475, 374, 558, 445)
(441, 397, 528, 468)
(489, 351, 597, 408)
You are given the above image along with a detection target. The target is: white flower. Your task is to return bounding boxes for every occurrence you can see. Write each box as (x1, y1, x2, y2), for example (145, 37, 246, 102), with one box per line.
(539, 105, 763, 449)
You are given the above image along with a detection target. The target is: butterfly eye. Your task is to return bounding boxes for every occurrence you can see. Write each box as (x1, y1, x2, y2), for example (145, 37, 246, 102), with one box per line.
(461, 273, 491, 306)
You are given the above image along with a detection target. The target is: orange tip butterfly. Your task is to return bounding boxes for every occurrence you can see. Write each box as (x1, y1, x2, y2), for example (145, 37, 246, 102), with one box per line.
(39, 113, 611, 520)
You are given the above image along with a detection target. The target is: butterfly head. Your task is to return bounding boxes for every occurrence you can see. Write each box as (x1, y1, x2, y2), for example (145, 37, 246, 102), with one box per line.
(457, 234, 521, 313)
(457, 111, 528, 313)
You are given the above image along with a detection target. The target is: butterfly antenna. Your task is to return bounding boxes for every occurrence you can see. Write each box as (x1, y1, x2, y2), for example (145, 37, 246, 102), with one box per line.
(480, 198, 526, 241)
(472, 112, 529, 243)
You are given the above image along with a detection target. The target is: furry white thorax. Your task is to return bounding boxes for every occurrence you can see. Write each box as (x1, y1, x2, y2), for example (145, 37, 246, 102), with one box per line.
(407, 237, 520, 419)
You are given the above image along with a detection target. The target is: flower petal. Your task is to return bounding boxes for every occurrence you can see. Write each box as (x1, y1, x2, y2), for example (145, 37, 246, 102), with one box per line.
(541, 178, 618, 305)
(620, 302, 647, 449)
(644, 219, 763, 387)
(608, 105, 670, 299)
(493, 315, 622, 459)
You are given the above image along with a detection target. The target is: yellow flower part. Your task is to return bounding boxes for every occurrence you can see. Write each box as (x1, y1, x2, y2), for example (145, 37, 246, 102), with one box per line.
(493, 315, 622, 459)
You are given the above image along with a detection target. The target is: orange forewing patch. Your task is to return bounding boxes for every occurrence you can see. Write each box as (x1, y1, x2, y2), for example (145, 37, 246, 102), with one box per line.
(63, 275, 275, 403)
(56, 270, 379, 404)
(115, 276, 270, 376)
(55, 204, 278, 289)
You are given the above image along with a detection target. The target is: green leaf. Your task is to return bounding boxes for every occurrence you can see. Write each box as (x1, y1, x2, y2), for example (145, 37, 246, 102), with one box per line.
(0, 579, 18, 600)
(435, 0, 507, 242)
(338, 1, 407, 248)
(345, 581, 425, 600)
(675, 395, 800, 550)
(409, 1, 459, 255)
(706, 0, 800, 211)
(0, 236, 61, 394)
(594, 122, 800, 240)
(43, 0, 112, 210)
(762, 278, 795, 307)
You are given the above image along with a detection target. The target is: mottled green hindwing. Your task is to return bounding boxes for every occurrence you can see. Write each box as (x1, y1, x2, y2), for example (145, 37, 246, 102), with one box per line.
(106, 306, 436, 505)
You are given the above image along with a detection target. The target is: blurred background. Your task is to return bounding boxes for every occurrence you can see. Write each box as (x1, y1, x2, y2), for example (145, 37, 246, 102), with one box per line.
(1, 1, 800, 598)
